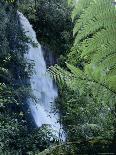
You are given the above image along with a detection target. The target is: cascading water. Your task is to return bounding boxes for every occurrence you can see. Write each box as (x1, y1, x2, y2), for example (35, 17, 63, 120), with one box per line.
(18, 12, 64, 139)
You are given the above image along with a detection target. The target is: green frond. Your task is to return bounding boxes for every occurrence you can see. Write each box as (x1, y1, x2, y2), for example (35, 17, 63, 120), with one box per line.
(84, 63, 116, 93)
(71, 0, 92, 21)
(67, 0, 73, 5)
(66, 63, 85, 78)
(49, 65, 72, 85)
(106, 75, 116, 91)
(48, 1, 116, 152)
(68, 0, 116, 93)
(79, 28, 116, 60)
(73, 0, 115, 36)
(107, 68, 116, 76)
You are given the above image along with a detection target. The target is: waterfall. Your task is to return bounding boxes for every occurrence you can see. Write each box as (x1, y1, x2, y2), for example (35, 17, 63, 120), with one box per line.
(18, 12, 64, 138)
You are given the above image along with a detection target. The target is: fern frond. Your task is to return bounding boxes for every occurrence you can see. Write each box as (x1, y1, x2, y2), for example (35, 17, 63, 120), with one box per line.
(73, 0, 115, 36)
(78, 28, 116, 67)
(67, 0, 116, 93)
(71, 0, 92, 21)
(67, 0, 73, 5)
(66, 63, 85, 78)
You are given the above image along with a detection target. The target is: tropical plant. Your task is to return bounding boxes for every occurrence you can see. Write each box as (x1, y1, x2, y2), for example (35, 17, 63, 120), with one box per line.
(50, 0, 116, 153)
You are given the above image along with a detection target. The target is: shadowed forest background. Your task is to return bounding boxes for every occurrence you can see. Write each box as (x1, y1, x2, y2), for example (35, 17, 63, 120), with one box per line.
(0, 0, 116, 154)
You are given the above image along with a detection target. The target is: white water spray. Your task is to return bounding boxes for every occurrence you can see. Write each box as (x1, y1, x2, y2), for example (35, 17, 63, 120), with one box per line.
(18, 12, 64, 138)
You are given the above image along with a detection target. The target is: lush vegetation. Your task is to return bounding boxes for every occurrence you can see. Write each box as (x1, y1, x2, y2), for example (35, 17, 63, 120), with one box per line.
(0, 0, 116, 154)
(0, 1, 57, 154)
(19, 0, 73, 66)
(50, 0, 116, 153)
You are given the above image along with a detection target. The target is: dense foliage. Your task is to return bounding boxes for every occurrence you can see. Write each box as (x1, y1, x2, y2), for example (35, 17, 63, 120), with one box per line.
(0, 1, 57, 154)
(50, 0, 116, 153)
(19, 0, 73, 66)
(0, 0, 116, 154)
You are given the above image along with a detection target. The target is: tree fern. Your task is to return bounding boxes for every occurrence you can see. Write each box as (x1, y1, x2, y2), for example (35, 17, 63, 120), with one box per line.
(66, 0, 116, 92)
(71, 0, 92, 21)
(49, 0, 116, 148)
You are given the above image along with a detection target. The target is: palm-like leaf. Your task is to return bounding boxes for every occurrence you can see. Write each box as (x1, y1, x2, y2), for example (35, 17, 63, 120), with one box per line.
(49, 0, 116, 143)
